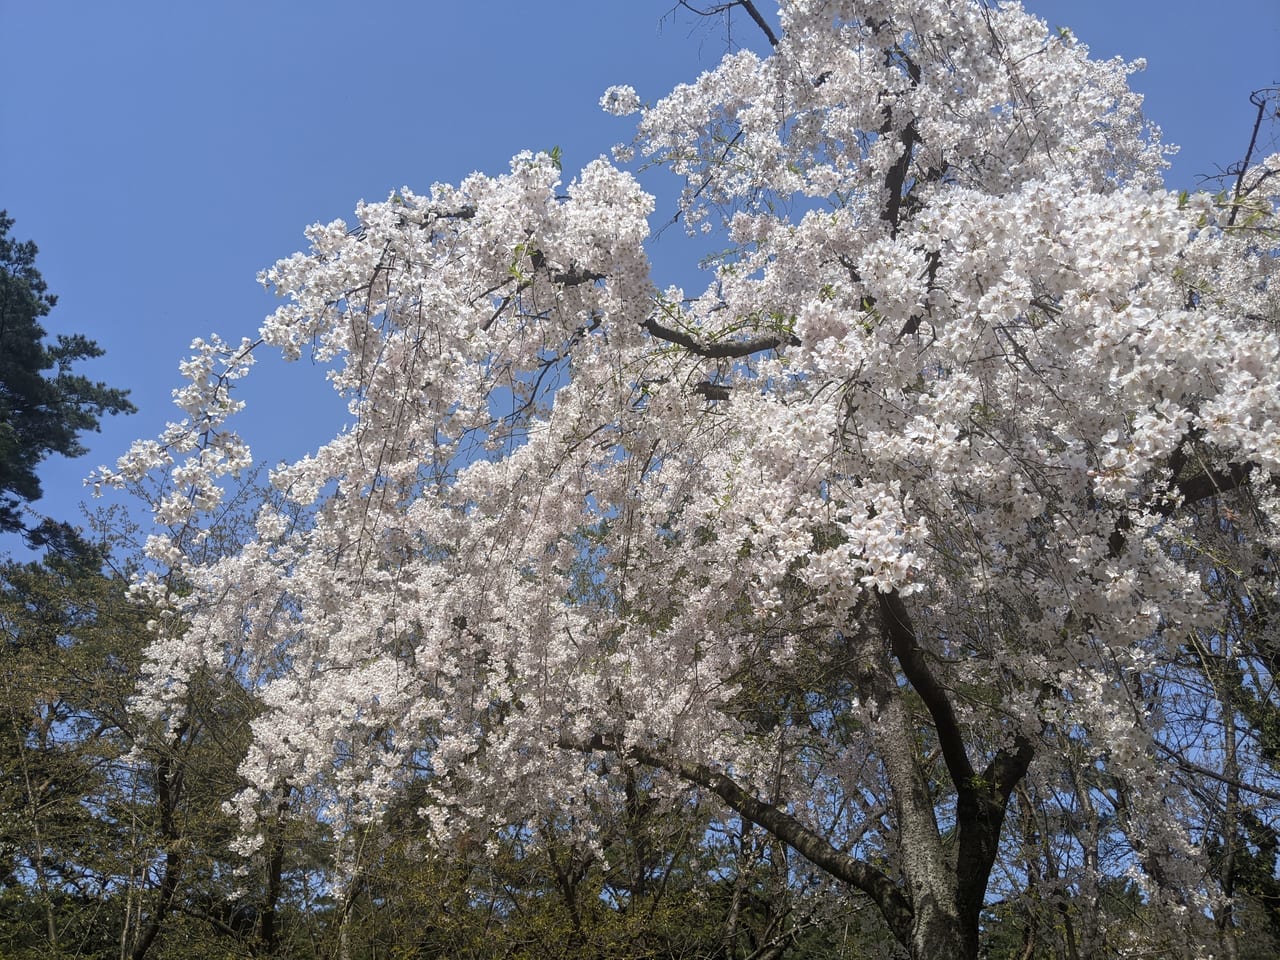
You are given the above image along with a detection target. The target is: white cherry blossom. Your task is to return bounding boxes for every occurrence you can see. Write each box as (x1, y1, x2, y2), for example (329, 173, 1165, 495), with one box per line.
(103, 3, 1278, 957)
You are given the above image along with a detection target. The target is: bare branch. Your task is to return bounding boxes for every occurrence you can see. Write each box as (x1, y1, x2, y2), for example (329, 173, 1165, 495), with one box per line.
(1227, 87, 1280, 228)
(642, 313, 799, 358)
(877, 590, 975, 790)
(675, 0, 779, 47)
(563, 733, 915, 943)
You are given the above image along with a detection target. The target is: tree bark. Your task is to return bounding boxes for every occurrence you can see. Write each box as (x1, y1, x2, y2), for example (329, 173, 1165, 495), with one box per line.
(130, 724, 188, 960)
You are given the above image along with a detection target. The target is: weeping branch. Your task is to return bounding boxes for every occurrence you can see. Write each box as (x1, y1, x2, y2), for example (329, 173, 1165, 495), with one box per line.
(563, 732, 915, 946)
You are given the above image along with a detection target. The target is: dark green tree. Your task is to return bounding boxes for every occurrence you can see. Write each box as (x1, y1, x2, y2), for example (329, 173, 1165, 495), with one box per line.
(0, 211, 134, 546)
(0, 541, 148, 959)
(0, 536, 270, 960)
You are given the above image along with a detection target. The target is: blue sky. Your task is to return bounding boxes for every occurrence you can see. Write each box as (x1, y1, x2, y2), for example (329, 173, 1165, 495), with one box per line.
(2, 1, 1277, 556)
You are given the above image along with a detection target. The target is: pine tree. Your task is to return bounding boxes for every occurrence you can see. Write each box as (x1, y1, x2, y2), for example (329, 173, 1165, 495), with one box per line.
(0, 211, 134, 547)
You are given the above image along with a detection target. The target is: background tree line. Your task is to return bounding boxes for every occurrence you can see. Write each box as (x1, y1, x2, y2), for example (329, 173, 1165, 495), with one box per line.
(4, 511, 1280, 958)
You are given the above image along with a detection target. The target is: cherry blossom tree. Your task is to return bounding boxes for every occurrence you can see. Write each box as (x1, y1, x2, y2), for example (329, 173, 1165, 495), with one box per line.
(100, 2, 1280, 957)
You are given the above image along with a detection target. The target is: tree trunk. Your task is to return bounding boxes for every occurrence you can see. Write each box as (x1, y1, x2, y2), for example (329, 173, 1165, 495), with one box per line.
(909, 909, 972, 960)
(257, 789, 292, 956)
(129, 724, 187, 960)
(568, 590, 1034, 960)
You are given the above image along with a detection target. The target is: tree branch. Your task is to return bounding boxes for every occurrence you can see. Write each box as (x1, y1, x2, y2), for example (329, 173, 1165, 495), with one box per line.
(877, 590, 975, 790)
(953, 735, 1035, 932)
(641, 313, 799, 359)
(1109, 454, 1276, 557)
(982, 737, 1036, 804)
(563, 733, 915, 945)
(676, 1, 779, 48)
(1226, 87, 1280, 228)
(1172, 461, 1260, 510)
(877, 47, 923, 237)
(734, 0, 779, 47)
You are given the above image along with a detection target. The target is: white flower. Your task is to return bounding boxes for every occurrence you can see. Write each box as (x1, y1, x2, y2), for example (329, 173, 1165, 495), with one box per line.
(599, 84, 641, 116)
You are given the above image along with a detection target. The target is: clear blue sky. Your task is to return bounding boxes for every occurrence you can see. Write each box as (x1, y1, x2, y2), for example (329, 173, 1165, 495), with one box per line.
(2, 1, 1277, 556)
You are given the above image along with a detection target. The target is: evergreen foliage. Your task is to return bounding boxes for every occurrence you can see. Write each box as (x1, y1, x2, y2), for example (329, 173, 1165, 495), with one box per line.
(0, 211, 134, 545)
